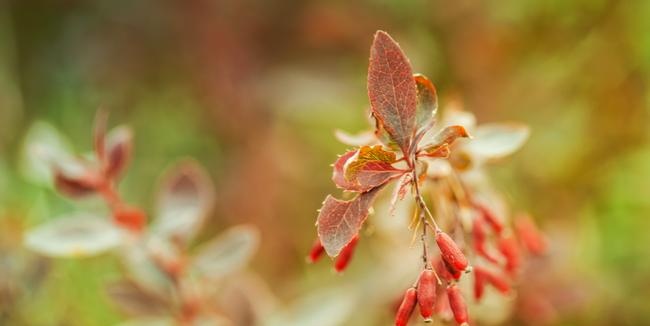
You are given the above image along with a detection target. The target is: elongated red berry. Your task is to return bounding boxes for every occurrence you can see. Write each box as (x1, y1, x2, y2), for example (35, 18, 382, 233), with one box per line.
(476, 203, 504, 234)
(417, 269, 436, 321)
(447, 284, 469, 326)
(434, 287, 452, 320)
(307, 239, 325, 263)
(498, 234, 520, 275)
(515, 215, 547, 256)
(473, 267, 486, 301)
(485, 269, 510, 294)
(395, 287, 417, 326)
(435, 256, 462, 281)
(474, 266, 510, 299)
(473, 217, 500, 264)
(436, 231, 469, 272)
(334, 235, 359, 273)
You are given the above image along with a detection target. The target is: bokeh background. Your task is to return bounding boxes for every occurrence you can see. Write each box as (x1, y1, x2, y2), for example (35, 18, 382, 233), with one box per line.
(1, 0, 649, 325)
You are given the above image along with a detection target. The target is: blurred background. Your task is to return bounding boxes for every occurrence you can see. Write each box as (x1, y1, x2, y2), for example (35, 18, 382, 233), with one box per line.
(0, 0, 649, 325)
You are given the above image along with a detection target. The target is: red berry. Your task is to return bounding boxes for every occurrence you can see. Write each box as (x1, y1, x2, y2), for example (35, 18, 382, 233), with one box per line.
(474, 266, 510, 299)
(473, 217, 500, 264)
(417, 269, 437, 321)
(447, 284, 469, 326)
(334, 235, 359, 273)
(515, 214, 547, 256)
(307, 239, 325, 263)
(436, 231, 469, 272)
(395, 287, 417, 326)
(476, 203, 504, 234)
(473, 267, 486, 301)
(498, 234, 520, 275)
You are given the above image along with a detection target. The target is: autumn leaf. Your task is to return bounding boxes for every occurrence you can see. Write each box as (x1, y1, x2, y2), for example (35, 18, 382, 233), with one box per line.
(421, 125, 471, 156)
(367, 31, 417, 156)
(414, 74, 438, 133)
(332, 150, 362, 191)
(317, 187, 382, 257)
(333, 146, 405, 192)
(344, 145, 397, 179)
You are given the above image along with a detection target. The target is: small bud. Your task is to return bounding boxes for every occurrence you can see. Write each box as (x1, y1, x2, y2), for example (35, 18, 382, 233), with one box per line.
(417, 269, 437, 321)
(307, 239, 325, 263)
(447, 284, 469, 326)
(113, 205, 146, 232)
(498, 234, 520, 275)
(334, 235, 359, 273)
(436, 231, 469, 273)
(515, 214, 547, 256)
(395, 287, 417, 326)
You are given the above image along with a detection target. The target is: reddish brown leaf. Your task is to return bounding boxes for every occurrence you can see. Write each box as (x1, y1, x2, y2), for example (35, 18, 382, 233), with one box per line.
(317, 187, 382, 257)
(332, 150, 362, 191)
(414, 74, 438, 132)
(388, 172, 412, 215)
(367, 31, 417, 155)
(104, 126, 133, 180)
(53, 161, 101, 198)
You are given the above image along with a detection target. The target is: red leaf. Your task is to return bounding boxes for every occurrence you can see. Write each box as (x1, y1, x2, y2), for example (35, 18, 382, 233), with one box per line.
(367, 31, 417, 155)
(317, 187, 382, 257)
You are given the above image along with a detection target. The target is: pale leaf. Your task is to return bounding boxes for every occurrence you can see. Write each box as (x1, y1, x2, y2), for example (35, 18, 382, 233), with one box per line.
(463, 123, 530, 161)
(192, 225, 259, 279)
(153, 160, 215, 245)
(24, 213, 123, 258)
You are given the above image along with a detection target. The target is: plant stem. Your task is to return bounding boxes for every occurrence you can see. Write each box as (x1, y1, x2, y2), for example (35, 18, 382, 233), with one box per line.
(411, 158, 441, 269)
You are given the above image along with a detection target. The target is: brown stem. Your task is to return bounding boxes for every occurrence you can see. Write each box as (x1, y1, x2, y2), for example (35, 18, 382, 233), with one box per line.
(411, 157, 441, 269)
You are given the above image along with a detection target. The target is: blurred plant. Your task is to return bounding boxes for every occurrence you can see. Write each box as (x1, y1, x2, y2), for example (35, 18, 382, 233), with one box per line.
(308, 31, 547, 325)
(22, 112, 261, 326)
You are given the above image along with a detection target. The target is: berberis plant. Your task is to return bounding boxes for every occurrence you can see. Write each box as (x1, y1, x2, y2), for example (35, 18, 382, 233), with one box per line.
(308, 31, 547, 325)
(22, 112, 261, 325)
